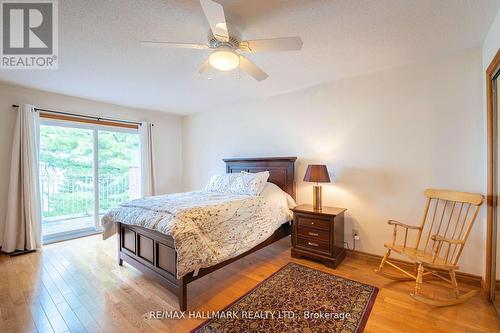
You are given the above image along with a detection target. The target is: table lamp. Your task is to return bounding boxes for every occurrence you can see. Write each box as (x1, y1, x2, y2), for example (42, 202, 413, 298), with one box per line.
(303, 164, 331, 210)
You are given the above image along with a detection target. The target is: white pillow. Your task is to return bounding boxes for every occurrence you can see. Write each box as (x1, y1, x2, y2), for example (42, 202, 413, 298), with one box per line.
(260, 182, 297, 209)
(260, 182, 296, 222)
(204, 173, 239, 193)
(228, 171, 270, 196)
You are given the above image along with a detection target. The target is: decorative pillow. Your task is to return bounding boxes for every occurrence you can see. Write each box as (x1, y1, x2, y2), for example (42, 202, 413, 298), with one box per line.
(228, 171, 270, 196)
(204, 173, 239, 193)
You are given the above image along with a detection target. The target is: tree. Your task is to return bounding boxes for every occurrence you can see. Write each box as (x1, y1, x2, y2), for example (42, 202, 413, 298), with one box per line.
(39, 125, 140, 218)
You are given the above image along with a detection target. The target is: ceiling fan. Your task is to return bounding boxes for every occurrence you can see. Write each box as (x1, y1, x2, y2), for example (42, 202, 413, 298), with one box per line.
(140, 0, 303, 81)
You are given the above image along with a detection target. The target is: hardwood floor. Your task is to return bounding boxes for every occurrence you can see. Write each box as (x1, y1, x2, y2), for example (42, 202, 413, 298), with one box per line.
(1, 234, 499, 333)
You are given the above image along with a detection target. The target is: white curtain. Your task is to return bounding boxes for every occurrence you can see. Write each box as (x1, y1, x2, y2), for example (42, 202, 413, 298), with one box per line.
(0, 104, 41, 253)
(139, 122, 155, 197)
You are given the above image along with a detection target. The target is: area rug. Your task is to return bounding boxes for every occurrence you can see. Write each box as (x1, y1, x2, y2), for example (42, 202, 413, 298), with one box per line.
(191, 262, 378, 333)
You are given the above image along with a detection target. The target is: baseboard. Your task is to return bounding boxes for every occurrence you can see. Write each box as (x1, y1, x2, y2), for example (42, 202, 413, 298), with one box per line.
(346, 249, 483, 288)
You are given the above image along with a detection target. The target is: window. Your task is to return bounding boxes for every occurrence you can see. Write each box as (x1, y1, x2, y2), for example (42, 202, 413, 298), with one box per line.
(39, 117, 140, 243)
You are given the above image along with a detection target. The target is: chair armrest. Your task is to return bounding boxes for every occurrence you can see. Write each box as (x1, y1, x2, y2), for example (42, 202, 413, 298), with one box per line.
(431, 235, 464, 245)
(387, 220, 421, 230)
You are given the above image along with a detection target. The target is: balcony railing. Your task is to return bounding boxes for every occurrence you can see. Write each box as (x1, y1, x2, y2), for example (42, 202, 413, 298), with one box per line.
(40, 173, 138, 222)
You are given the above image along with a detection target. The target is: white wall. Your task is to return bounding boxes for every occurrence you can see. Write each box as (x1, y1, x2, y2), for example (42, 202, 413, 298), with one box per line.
(0, 83, 183, 231)
(182, 48, 485, 275)
(483, 9, 500, 69)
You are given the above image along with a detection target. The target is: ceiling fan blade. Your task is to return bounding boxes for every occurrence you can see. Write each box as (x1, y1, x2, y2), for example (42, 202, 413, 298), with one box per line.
(198, 59, 210, 74)
(199, 0, 229, 42)
(239, 37, 303, 53)
(140, 41, 209, 50)
(239, 55, 268, 81)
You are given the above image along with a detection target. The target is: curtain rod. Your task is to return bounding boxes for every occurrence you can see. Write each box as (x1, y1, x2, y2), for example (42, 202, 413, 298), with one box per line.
(11, 104, 150, 127)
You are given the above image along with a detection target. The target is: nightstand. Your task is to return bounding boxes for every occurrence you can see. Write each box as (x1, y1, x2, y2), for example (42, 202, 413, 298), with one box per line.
(291, 204, 347, 268)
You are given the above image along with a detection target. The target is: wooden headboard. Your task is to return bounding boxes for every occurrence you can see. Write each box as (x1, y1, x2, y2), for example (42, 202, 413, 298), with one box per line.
(223, 157, 297, 199)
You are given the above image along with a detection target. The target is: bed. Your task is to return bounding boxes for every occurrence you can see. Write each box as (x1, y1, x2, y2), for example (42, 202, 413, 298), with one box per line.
(105, 157, 296, 310)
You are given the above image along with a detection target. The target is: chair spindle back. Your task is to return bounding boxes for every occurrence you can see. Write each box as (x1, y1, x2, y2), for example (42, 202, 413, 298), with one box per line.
(416, 189, 483, 266)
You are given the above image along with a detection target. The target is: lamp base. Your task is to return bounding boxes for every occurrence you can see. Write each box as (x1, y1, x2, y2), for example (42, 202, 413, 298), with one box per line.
(313, 185, 322, 210)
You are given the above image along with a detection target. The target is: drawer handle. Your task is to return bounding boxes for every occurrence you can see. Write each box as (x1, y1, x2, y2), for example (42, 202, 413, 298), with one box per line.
(311, 222, 315, 225)
(307, 242, 319, 247)
(308, 232, 319, 237)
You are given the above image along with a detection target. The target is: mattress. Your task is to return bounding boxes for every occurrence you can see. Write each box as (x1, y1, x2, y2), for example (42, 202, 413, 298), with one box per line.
(102, 189, 293, 278)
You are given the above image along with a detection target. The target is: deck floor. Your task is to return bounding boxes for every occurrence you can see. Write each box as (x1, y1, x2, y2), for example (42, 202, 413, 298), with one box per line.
(42, 216, 98, 236)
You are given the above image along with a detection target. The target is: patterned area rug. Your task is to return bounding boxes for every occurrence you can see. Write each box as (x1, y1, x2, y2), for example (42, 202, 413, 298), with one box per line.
(191, 262, 378, 333)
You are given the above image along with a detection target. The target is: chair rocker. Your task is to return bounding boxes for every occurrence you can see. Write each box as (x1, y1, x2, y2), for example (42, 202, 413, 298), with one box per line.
(375, 189, 483, 306)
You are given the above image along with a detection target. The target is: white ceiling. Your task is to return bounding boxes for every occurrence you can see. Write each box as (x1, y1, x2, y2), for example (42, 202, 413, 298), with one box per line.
(1, 0, 499, 115)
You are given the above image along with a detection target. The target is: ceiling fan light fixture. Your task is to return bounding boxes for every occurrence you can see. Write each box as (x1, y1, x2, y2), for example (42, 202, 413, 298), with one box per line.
(209, 49, 239, 71)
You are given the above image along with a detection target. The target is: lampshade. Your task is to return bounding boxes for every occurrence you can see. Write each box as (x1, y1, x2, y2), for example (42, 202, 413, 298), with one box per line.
(303, 164, 331, 183)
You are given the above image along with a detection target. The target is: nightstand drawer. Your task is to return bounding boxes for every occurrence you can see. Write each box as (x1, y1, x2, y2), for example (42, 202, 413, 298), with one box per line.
(297, 237, 330, 253)
(296, 216, 329, 231)
(297, 227, 330, 242)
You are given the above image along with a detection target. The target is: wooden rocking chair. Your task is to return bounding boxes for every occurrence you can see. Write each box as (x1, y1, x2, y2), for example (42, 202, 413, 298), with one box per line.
(375, 189, 483, 306)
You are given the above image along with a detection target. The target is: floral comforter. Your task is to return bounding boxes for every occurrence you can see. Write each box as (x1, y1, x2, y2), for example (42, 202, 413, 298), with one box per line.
(102, 191, 292, 278)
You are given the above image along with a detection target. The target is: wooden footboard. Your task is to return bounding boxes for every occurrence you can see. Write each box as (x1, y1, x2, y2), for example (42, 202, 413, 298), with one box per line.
(117, 221, 292, 310)
(117, 222, 186, 307)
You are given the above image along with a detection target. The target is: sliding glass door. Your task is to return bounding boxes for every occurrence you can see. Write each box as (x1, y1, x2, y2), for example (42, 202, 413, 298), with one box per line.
(39, 124, 95, 240)
(98, 130, 141, 215)
(39, 120, 140, 243)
